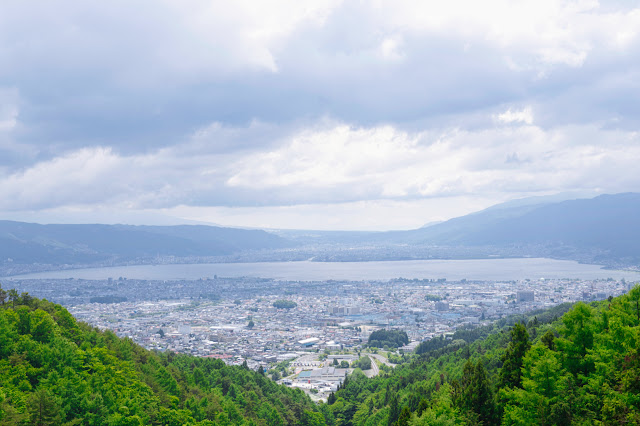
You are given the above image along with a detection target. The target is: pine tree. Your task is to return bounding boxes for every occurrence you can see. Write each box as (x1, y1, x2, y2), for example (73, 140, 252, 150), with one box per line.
(541, 330, 555, 350)
(395, 406, 411, 426)
(416, 398, 428, 417)
(471, 361, 495, 425)
(499, 322, 530, 389)
(28, 388, 62, 426)
(387, 393, 400, 426)
(0, 284, 7, 305)
(457, 360, 496, 425)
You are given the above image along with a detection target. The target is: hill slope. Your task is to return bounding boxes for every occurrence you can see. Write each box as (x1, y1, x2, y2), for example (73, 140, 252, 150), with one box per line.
(372, 193, 640, 262)
(0, 287, 322, 425)
(326, 286, 640, 425)
(2, 283, 639, 425)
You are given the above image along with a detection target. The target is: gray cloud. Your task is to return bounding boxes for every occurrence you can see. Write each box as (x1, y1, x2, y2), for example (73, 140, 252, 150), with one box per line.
(1, 1, 639, 228)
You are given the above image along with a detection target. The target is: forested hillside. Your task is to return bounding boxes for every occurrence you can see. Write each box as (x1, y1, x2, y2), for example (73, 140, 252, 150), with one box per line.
(0, 286, 323, 425)
(326, 287, 640, 425)
(2, 284, 639, 425)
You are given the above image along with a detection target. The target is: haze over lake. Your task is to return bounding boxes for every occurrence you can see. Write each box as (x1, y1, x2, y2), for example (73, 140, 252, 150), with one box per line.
(6, 258, 640, 282)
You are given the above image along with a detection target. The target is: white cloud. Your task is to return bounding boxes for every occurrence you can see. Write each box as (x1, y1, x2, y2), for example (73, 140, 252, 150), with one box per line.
(225, 121, 640, 202)
(0, 148, 123, 209)
(379, 35, 404, 61)
(378, 0, 640, 69)
(2, 0, 637, 87)
(164, 197, 501, 231)
(0, 0, 342, 87)
(0, 119, 639, 228)
(495, 107, 534, 124)
(0, 87, 38, 163)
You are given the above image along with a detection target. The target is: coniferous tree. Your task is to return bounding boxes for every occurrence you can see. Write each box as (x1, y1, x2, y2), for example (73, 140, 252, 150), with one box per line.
(7, 289, 18, 308)
(27, 388, 62, 426)
(498, 323, 530, 389)
(556, 302, 595, 377)
(416, 398, 428, 417)
(387, 393, 400, 426)
(395, 406, 411, 426)
(472, 361, 496, 425)
(0, 285, 7, 305)
(541, 330, 555, 350)
(457, 360, 496, 425)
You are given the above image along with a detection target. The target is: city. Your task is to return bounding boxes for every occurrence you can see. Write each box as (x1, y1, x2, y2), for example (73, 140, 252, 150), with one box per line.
(4, 274, 634, 400)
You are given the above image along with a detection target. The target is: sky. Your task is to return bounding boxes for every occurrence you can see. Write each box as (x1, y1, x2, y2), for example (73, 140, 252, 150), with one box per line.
(1, 0, 639, 230)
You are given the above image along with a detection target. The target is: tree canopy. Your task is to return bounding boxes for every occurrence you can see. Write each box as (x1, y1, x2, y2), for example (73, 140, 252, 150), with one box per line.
(367, 329, 409, 349)
(0, 285, 323, 425)
(272, 300, 297, 309)
(327, 285, 640, 425)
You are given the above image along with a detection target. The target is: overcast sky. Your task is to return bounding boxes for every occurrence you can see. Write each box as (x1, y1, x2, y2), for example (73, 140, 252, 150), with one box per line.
(1, 1, 639, 230)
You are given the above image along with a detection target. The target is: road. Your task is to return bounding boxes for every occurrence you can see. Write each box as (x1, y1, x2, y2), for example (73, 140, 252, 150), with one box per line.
(368, 353, 396, 368)
(364, 355, 379, 378)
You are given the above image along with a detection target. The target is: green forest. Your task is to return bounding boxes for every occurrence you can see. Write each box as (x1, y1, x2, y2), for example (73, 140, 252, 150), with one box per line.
(367, 330, 409, 349)
(326, 287, 640, 425)
(1, 283, 640, 425)
(0, 286, 322, 425)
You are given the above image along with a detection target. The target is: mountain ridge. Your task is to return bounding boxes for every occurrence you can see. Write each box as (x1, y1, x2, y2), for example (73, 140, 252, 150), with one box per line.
(0, 221, 293, 266)
(1, 192, 638, 270)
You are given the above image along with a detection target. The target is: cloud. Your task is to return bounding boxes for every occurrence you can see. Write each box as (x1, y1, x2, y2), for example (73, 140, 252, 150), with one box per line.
(0, 87, 38, 168)
(1, 120, 638, 217)
(1, 1, 639, 228)
(163, 197, 501, 231)
(225, 121, 640, 204)
(2, 1, 639, 157)
(495, 107, 534, 124)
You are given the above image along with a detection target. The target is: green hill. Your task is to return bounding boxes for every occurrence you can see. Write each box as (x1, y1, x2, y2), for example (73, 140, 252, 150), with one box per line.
(2, 283, 640, 425)
(0, 286, 323, 425)
(326, 286, 640, 425)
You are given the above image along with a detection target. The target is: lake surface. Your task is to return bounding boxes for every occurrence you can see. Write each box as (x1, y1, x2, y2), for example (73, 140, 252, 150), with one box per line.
(6, 258, 640, 282)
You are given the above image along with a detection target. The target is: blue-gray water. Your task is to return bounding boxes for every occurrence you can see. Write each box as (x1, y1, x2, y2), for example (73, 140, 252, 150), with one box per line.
(5, 258, 640, 282)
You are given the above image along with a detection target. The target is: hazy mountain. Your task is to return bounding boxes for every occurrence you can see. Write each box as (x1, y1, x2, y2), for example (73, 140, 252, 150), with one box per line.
(380, 193, 640, 261)
(0, 221, 292, 265)
(274, 192, 639, 265)
(1, 193, 637, 268)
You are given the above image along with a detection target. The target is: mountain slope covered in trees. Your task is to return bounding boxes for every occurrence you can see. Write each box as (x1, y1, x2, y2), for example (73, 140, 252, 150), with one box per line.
(2, 283, 640, 424)
(0, 286, 323, 425)
(326, 287, 640, 425)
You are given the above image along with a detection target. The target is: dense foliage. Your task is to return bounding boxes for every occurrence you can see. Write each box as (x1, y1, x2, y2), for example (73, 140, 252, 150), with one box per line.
(272, 300, 298, 310)
(327, 286, 640, 425)
(0, 286, 322, 425)
(367, 330, 409, 349)
(350, 357, 372, 371)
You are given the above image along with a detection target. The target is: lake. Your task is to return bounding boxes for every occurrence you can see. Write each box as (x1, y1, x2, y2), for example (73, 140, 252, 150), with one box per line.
(5, 258, 640, 282)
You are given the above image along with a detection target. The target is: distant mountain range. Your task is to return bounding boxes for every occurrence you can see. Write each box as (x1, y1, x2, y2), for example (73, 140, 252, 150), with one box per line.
(397, 193, 637, 246)
(275, 192, 640, 265)
(1, 193, 638, 271)
(365, 192, 640, 264)
(0, 221, 292, 265)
